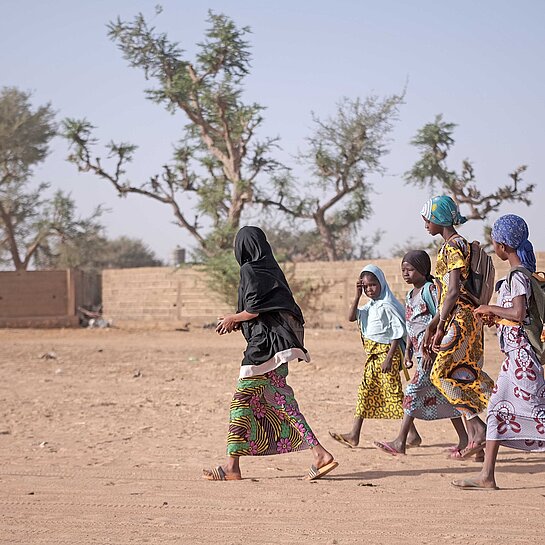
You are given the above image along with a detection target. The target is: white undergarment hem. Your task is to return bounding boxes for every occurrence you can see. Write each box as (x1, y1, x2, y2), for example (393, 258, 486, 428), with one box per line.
(239, 348, 311, 379)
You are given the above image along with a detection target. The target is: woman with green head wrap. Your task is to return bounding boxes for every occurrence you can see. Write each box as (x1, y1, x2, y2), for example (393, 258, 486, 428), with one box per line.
(421, 196, 494, 460)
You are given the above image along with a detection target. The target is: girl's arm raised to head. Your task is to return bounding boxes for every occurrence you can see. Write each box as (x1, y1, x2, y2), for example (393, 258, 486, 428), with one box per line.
(348, 278, 363, 322)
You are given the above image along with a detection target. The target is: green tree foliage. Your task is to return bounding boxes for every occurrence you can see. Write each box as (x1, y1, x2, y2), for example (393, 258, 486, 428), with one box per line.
(405, 115, 533, 224)
(63, 10, 281, 255)
(265, 222, 383, 262)
(198, 239, 338, 316)
(39, 232, 163, 271)
(257, 95, 403, 260)
(0, 87, 102, 270)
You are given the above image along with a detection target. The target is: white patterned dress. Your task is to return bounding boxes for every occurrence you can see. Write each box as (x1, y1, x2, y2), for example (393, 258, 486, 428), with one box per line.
(403, 284, 461, 420)
(486, 272, 545, 450)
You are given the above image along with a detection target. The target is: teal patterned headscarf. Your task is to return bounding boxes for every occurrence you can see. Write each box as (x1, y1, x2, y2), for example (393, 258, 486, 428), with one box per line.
(421, 195, 467, 227)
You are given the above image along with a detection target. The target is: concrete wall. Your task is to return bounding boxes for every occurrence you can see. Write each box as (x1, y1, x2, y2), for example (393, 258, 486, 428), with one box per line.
(102, 253, 545, 329)
(0, 269, 100, 327)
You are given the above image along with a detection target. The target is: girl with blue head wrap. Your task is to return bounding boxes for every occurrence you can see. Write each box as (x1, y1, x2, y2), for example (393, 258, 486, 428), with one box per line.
(491, 214, 536, 272)
(453, 214, 545, 490)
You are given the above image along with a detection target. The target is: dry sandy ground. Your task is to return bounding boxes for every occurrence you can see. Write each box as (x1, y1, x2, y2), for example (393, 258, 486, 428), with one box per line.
(1, 326, 544, 545)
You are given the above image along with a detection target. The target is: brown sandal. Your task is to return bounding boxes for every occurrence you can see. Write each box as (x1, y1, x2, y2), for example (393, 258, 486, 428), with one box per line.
(202, 466, 241, 481)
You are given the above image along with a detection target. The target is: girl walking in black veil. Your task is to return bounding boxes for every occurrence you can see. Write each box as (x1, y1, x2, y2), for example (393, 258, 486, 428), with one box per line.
(203, 226, 338, 481)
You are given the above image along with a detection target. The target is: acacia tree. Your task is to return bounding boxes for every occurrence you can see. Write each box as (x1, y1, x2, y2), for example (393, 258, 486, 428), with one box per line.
(0, 87, 102, 270)
(256, 95, 403, 261)
(63, 10, 281, 254)
(405, 115, 533, 223)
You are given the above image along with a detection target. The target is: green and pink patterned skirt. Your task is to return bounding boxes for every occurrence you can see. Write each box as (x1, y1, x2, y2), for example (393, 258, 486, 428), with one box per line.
(227, 363, 318, 456)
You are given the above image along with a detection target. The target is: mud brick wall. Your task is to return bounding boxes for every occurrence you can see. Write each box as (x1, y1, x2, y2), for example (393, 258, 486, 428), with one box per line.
(0, 269, 96, 327)
(102, 253, 545, 329)
(102, 267, 232, 328)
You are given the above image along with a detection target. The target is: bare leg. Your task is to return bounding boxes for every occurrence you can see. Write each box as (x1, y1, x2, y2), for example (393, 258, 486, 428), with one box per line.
(376, 414, 415, 454)
(407, 421, 422, 446)
(477, 440, 500, 486)
(465, 415, 486, 445)
(311, 443, 335, 468)
(450, 417, 468, 450)
(452, 440, 500, 489)
(332, 417, 363, 447)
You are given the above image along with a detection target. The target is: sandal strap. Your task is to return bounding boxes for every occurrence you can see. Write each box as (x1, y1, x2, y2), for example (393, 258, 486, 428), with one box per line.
(212, 466, 226, 480)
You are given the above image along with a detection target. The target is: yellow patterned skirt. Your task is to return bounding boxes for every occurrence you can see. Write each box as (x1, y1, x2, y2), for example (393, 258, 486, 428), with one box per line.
(430, 301, 494, 417)
(354, 338, 404, 419)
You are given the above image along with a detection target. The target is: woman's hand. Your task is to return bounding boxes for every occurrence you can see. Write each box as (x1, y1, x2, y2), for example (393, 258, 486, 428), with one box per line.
(422, 324, 436, 357)
(474, 305, 497, 327)
(215, 310, 258, 335)
(404, 347, 414, 369)
(381, 357, 393, 373)
(473, 305, 492, 317)
(432, 323, 446, 353)
(216, 314, 238, 335)
(421, 354, 434, 372)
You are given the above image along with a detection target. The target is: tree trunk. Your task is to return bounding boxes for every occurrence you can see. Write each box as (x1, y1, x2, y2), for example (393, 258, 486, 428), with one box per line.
(313, 210, 338, 261)
(0, 204, 25, 270)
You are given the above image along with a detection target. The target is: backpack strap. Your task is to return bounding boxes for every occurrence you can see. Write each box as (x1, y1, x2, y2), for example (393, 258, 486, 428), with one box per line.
(421, 281, 437, 316)
(506, 267, 544, 311)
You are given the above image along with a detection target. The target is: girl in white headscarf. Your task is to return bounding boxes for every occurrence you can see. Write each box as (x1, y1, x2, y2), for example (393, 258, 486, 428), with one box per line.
(329, 265, 420, 448)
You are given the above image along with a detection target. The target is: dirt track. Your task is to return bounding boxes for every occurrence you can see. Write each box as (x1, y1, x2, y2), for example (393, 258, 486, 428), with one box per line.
(1, 327, 544, 544)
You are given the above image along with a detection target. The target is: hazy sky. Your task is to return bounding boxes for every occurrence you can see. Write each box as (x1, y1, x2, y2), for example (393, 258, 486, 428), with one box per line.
(3, 0, 544, 263)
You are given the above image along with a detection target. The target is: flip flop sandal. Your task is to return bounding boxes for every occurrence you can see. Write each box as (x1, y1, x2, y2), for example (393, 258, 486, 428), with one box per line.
(373, 441, 404, 456)
(307, 460, 339, 481)
(459, 442, 486, 460)
(328, 431, 355, 449)
(451, 478, 499, 490)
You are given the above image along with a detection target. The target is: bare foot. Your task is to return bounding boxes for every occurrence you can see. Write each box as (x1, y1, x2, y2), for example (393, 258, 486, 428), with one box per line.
(374, 439, 406, 455)
(451, 475, 498, 490)
(329, 431, 358, 448)
(406, 431, 422, 448)
(444, 439, 469, 453)
(312, 444, 335, 470)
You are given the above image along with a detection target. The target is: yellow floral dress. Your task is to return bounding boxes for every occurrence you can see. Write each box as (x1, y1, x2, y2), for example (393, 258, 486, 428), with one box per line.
(430, 235, 494, 417)
(355, 338, 404, 419)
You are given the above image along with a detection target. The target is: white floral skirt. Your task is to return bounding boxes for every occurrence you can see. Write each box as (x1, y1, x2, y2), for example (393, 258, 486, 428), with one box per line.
(486, 345, 545, 451)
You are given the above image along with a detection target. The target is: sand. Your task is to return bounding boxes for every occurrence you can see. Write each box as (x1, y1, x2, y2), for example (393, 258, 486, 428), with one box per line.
(1, 326, 544, 545)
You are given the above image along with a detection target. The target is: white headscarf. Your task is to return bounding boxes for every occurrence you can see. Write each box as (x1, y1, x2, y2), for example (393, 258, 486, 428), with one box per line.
(357, 264, 406, 345)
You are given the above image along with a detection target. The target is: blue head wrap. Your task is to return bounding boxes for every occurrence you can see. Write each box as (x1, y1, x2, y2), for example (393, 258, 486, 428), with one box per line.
(491, 214, 536, 272)
(421, 195, 467, 227)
